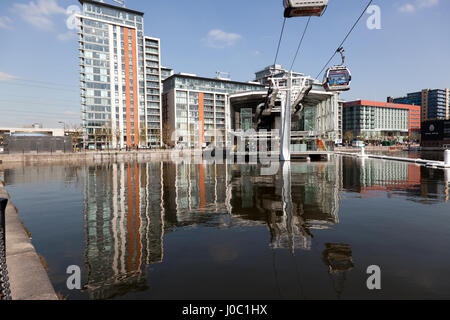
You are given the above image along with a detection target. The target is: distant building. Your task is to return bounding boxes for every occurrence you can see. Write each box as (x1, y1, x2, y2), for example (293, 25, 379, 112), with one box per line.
(388, 89, 450, 121)
(421, 119, 450, 149)
(254, 64, 305, 86)
(162, 73, 265, 148)
(0, 126, 85, 153)
(160, 67, 174, 81)
(3, 136, 73, 154)
(78, 0, 164, 149)
(343, 100, 421, 140)
(0, 127, 65, 137)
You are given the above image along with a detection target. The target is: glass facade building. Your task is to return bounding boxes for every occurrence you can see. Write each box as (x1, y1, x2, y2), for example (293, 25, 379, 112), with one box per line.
(78, 0, 163, 149)
(388, 89, 450, 121)
(162, 74, 265, 148)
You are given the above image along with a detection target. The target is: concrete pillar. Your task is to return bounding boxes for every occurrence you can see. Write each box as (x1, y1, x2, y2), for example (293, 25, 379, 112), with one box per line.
(444, 168, 450, 184)
(445, 150, 450, 166)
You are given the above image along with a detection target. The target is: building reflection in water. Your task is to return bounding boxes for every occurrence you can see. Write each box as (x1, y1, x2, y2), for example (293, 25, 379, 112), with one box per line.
(83, 162, 164, 300)
(227, 159, 342, 251)
(80, 155, 449, 299)
(342, 157, 449, 202)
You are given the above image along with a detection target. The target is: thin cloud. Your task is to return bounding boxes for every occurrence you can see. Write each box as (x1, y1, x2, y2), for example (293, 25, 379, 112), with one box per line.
(11, 0, 67, 30)
(398, 0, 439, 13)
(417, 0, 439, 8)
(0, 16, 13, 29)
(57, 31, 75, 42)
(399, 3, 416, 12)
(0, 72, 19, 81)
(203, 29, 242, 48)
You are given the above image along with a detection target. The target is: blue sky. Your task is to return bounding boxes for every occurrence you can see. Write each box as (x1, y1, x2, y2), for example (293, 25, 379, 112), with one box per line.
(0, 0, 449, 128)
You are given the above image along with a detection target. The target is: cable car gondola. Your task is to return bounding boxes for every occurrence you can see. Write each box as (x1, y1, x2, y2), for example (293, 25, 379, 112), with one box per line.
(323, 47, 352, 92)
(284, 0, 328, 18)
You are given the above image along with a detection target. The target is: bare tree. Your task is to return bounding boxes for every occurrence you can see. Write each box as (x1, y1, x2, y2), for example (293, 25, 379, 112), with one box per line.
(114, 128, 122, 150)
(162, 122, 173, 148)
(71, 125, 84, 152)
(101, 120, 113, 150)
(139, 122, 147, 148)
(344, 131, 354, 145)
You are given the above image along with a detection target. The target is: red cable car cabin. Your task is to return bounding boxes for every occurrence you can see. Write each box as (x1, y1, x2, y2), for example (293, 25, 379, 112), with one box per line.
(284, 0, 328, 18)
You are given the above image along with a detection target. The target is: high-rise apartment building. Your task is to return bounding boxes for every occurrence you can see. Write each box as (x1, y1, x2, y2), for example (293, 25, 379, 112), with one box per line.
(78, 0, 163, 149)
(388, 89, 450, 121)
(143, 36, 163, 147)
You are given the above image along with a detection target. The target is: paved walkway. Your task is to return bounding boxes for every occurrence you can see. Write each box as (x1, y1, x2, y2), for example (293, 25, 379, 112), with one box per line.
(0, 181, 57, 300)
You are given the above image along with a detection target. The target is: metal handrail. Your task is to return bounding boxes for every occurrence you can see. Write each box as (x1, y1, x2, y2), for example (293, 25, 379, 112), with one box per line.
(0, 199, 6, 248)
(0, 198, 11, 300)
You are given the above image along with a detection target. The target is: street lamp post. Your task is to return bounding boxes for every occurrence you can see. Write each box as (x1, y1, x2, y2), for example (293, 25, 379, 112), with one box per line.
(58, 121, 67, 153)
(58, 121, 66, 135)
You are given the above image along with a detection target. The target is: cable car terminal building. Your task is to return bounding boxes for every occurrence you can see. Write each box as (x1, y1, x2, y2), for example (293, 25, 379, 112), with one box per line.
(162, 65, 343, 151)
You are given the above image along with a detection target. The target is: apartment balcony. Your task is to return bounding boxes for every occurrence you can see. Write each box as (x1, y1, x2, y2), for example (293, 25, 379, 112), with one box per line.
(146, 43, 159, 49)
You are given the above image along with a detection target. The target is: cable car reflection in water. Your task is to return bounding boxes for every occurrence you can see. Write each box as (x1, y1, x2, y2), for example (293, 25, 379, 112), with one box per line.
(322, 243, 354, 299)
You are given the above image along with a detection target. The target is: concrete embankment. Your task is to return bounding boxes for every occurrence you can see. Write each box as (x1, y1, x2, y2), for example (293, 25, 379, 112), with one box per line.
(335, 146, 408, 152)
(0, 181, 57, 300)
(0, 150, 190, 165)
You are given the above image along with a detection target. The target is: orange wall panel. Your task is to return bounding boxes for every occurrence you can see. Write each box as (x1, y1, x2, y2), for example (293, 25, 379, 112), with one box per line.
(134, 163, 141, 269)
(199, 92, 204, 149)
(131, 29, 139, 147)
(126, 164, 134, 270)
(124, 28, 132, 148)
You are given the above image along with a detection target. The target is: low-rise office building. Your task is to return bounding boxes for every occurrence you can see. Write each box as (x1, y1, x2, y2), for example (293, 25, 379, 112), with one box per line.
(3, 135, 73, 154)
(343, 100, 421, 140)
(162, 73, 265, 148)
(0, 126, 65, 137)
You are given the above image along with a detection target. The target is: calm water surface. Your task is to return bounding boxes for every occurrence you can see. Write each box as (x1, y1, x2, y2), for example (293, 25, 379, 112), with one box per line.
(2, 155, 450, 300)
